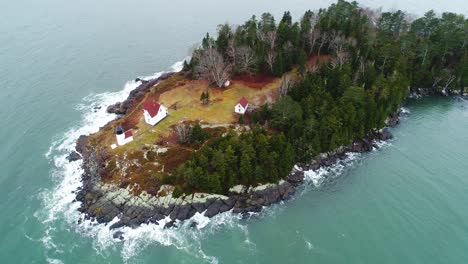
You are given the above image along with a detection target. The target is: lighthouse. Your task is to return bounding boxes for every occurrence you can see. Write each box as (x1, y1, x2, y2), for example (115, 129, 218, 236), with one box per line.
(115, 125, 133, 146)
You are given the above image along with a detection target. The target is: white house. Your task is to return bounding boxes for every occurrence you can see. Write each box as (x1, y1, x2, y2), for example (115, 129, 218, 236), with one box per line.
(115, 125, 133, 146)
(143, 99, 168, 126)
(234, 96, 249, 114)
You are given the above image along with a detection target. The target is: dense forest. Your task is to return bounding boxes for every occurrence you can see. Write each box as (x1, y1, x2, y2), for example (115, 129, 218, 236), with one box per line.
(170, 0, 468, 195)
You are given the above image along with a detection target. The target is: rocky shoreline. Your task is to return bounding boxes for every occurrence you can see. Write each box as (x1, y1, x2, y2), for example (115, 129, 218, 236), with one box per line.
(70, 72, 400, 233)
(73, 126, 398, 232)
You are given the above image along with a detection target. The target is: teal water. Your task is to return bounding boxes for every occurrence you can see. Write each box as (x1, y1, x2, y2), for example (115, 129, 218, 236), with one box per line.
(1, 1, 468, 263)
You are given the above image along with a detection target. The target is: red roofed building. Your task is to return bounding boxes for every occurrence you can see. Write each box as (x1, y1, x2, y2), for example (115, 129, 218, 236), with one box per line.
(115, 125, 134, 146)
(124, 130, 133, 139)
(234, 96, 249, 114)
(143, 99, 168, 126)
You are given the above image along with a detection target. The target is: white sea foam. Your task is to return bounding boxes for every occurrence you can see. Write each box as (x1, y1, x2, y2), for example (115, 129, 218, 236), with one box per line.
(46, 258, 64, 264)
(374, 140, 392, 150)
(400, 107, 410, 114)
(303, 152, 361, 188)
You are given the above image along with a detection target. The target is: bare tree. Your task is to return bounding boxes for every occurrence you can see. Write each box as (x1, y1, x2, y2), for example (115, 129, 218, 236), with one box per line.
(432, 77, 442, 90)
(258, 30, 278, 72)
(354, 56, 367, 83)
(443, 74, 456, 94)
(195, 47, 231, 87)
(330, 31, 346, 53)
(236, 46, 256, 73)
(330, 52, 350, 69)
(258, 30, 277, 50)
(227, 38, 238, 67)
(266, 49, 276, 72)
(307, 63, 319, 74)
(278, 75, 294, 97)
(308, 29, 321, 55)
(360, 7, 382, 26)
(175, 123, 192, 144)
(317, 32, 329, 56)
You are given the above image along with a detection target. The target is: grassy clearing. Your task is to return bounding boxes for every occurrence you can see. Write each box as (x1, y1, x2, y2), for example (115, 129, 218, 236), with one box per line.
(87, 72, 282, 194)
(115, 74, 281, 152)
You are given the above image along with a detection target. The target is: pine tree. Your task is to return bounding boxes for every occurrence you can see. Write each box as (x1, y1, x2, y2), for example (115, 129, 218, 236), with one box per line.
(238, 114, 244, 124)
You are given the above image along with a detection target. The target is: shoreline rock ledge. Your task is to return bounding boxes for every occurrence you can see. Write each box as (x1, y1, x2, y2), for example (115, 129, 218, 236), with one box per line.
(74, 124, 396, 230)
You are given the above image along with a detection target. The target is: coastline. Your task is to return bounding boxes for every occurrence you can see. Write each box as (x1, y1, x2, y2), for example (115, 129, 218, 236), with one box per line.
(71, 74, 400, 232)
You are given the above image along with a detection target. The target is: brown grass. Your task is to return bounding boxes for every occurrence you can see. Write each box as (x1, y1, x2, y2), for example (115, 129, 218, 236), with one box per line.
(89, 55, 333, 195)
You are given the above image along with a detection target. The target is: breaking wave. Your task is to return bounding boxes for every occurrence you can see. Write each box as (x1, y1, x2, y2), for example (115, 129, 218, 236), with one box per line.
(37, 57, 390, 263)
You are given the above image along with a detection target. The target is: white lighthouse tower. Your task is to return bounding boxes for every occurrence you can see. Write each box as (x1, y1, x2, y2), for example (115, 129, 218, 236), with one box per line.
(115, 125, 133, 146)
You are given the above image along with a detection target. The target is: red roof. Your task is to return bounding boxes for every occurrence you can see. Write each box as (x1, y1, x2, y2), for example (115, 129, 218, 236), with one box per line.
(237, 96, 248, 108)
(124, 130, 133, 139)
(143, 100, 161, 117)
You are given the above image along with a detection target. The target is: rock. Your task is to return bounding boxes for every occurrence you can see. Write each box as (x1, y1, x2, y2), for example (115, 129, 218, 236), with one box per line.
(149, 213, 164, 223)
(386, 113, 400, 127)
(113, 231, 124, 240)
(164, 220, 175, 229)
(351, 138, 373, 153)
(280, 184, 295, 199)
(134, 78, 148, 83)
(223, 197, 237, 208)
(379, 128, 393, 140)
(109, 220, 126, 230)
(286, 171, 304, 185)
(191, 203, 206, 213)
(106, 102, 126, 115)
(204, 199, 223, 217)
(159, 72, 173, 80)
(75, 135, 89, 154)
(175, 205, 193, 220)
(66, 151, 82, 162)
(119, 179, 130, 188)
(128, 218, 144, 228)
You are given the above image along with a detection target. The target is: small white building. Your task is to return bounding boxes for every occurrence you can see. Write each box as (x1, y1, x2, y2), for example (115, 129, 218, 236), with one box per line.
(143, 99, 168, 126)
(234, 96, 249, 114)
(115, 125, 133, 146)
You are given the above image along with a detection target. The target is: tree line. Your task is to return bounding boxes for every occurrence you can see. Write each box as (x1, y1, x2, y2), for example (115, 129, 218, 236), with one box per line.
(171, 0, 467, 195)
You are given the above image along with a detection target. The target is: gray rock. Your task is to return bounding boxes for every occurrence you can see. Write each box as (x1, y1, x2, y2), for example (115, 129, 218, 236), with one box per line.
(113, 231, 124, 240)
(75, 135, 89, 154)
(287, 171, 304, 185)
(380, 128, 393, 140)
(66, 151, 82, 162)
(204, 200, 223, 217)
(191, 203, 206, 213)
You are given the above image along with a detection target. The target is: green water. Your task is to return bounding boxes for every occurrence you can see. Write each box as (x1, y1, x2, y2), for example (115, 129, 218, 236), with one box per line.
(1, 0, 468, 263)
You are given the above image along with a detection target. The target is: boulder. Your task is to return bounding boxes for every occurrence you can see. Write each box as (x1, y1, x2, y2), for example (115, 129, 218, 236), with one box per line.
(386, 113, 400, 127)
(66, 151, 82, 162)
(164, 220, 175, 229)
(191, 202, 207, 213)
(379, 128, 393, 140)
(278, 181, 295, 199)
(204, 200, 223, 217)
(75, 135, 89, 154)
(286, 171, 304, 185)
(173, 204, 192, 221)
(113, 231, 124, 240)
(106, 102, 126, 115)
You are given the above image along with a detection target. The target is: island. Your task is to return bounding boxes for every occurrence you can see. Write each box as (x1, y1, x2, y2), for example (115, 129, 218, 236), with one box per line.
(70, 0, 468, 230)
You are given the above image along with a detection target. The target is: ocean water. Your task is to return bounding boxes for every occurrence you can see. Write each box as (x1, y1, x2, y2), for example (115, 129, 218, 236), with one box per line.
(1, 1, 468, 263)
